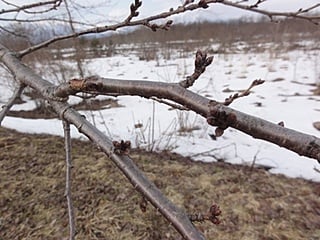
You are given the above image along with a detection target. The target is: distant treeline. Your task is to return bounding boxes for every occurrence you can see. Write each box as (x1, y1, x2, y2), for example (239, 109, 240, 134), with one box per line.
(1, 17, 319, 54)
(103, 18, 319, 45)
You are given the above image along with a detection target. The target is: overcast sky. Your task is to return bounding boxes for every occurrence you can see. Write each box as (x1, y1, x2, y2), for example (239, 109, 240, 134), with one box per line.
(106, 0, 320, 22)
(1, 0, 320, 23)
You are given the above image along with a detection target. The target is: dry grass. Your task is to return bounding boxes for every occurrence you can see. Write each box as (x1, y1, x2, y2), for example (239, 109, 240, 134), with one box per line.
(0, 127, 319, 240)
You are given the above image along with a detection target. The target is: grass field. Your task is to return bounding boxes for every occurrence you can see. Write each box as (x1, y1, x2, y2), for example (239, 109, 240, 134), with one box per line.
(1, 127, 319, 239)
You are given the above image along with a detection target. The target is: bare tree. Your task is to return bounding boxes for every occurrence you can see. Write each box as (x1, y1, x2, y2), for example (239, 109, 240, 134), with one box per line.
(0, 1, 320, 239)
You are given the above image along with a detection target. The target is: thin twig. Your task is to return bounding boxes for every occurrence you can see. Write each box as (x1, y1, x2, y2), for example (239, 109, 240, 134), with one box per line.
(63, 0, 84, 77)
(216, 0, 320, 24)
(179, 50, 213, 88)
(124, 0, 142, 23)
(0, 84, 25, 125)
(0, 0, 62, 15)
(223, 79, 265, 106)
(190, 143, 237, 159)
(250, 149, 260, 171)
(150, 97, 190, 111)
(249, 0, 267, 9)
(0, 16, 95, 26)
(16, 1, 320, 58)
(63, 120, 76, 240)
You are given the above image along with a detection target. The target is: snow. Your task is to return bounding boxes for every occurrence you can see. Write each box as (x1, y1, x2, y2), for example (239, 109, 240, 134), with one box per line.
(1, 43, 319, 182)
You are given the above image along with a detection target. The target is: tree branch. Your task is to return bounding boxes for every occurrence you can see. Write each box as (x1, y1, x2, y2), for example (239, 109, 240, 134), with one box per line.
(52, 75, 320, 161)
(0, 83, 25, 125)
(216, 0, 320, 24)
(0, 43, 205, 240)
(179, 50, 213, 88)
(55, 101, 206, 240)
(17, 1, 208, 57)
(0, 0, 62, 15)
(150, 97, 190, 111)
(63, 0, 85, 78)
(223, 79, 265, 106)
(124, 0, 142, 23)
(62, 120, 76, 240)
(2, 43, 319, 161)
(17, 0, 320, 58)
(2, 1, 320, 239)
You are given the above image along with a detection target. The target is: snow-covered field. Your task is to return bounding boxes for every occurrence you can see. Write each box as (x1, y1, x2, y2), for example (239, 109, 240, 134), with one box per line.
(1, 43, 320, 181)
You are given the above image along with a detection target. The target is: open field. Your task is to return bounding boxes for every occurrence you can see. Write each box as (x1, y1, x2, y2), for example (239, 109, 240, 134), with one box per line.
(2, 40, 319, 181)
(0, 127, 320, 239)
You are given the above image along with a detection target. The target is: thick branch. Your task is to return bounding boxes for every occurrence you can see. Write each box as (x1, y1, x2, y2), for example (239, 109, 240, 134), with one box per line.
(53, 76, 320, 161)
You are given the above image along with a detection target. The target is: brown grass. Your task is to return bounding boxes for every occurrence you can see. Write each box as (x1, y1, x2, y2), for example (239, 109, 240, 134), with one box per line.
(0, 127, 319, 240)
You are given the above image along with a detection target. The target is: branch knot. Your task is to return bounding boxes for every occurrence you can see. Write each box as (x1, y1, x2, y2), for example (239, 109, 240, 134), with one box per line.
(207, 101, 237, 137)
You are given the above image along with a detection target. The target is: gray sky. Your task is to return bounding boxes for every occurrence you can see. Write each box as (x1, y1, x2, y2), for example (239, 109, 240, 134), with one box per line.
(1, 0, 320, 23)
(106, 0, 320, 22)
